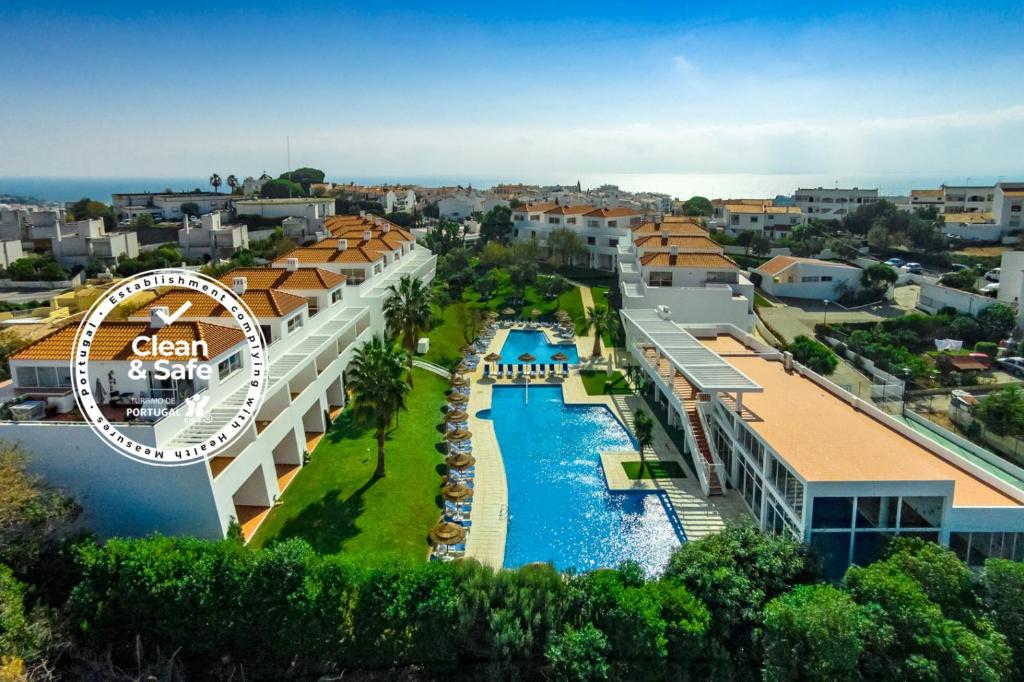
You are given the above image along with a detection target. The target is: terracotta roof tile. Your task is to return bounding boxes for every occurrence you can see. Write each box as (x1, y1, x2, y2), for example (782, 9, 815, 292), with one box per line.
(217, 267, 345, 289)
(12, 322, 244, 362)
(545, 205, 595, 215)
(273, 246, 383, 265)
(631, 219, 707, 236)
(640, 253, 738, 269)
(755, 256, 859, 275)
(632, 235, 723, 252)
(135, 288, 306, 319)
(583, 206, 641, 217)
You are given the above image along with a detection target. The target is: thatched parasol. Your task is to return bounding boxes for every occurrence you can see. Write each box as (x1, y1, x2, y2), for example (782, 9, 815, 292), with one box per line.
(429, 521, 467, 545)
(445, 409, 469, 423)
(446, 452, 476, 469)
(461, 344, 477, 354)
(501, 307, 516, 316)
(551, 352, 569, 362)
(484, 352, 502, 362)
(518, 353, 536, 363)
(454, 360, 473, 373)
(447, 393, 468, 406)
(450, 375, 470, 387)
(445, 428, 472, 442)
(443, 483, 474, 502)
(555, 309, 570, 320)
(530, 308, 541, 318)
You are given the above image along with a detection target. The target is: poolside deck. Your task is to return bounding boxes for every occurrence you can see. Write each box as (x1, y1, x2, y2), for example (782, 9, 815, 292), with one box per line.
(461, 324, 746, 567)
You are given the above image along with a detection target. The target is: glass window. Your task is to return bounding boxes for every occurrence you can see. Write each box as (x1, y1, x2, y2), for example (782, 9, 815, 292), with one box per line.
(36, 366, 58, 387)
(332, 289, 343, 304)
(811, 532, 852, 582)
(287, 315, 304, 333)
(852, 531, 892, 566)
(218, 352, 242, 380)
(856, 497, 898, 529)
(15, 367, 36, 387)
(812, 497, 854, 529)
(899, 496, 943, 529)
(56, 366, 71, 387)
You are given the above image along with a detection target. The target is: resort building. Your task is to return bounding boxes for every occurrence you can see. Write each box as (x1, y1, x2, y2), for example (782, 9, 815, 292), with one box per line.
(721, 204, 805, 237)
(0, 213, 436, 542)
(232, 197, 336, 221)
(111, 191, 233, 222)
(793, 187, 878, 221)
(617, 218, 755, 331)
(753, 256, 862, 301)
(49, 218, 140, 268)
(909, 189, 944, 211)
(621, 308, 1024, 579)
(511, 203, 643, 271)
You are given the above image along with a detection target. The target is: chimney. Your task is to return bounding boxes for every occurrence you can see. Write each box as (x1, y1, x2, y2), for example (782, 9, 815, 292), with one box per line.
(382, 223, 390, 233)
(374, 216, 383, 226)
(783, 351, 794, 371)
(358, 210, 366, 218)
(661, 236, 668, 246)
(362, 230, 372, 242)
(670, 245, 679, 257)
(336, 239, 348, 251)
(286, 257, 299, 272)
(232, 276, 247, 295)
(315, 231, 326, 242)
(150, 306, 169, 329)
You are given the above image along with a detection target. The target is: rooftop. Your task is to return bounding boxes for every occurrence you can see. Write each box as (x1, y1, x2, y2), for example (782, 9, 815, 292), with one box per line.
(631, 219, 707, 236)
(755, 256, 860, 276)
(633, 235, 723, 251)
(216, 267, 345, 290)
(135, 288, 306, 320)
(943, 212, 995, 225)
(274, 245, 384, 265)
(12, 321, 244, 362)
(640, 252, 738, 269)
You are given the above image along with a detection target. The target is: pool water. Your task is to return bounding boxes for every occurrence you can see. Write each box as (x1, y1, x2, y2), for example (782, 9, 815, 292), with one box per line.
(499, 329, 580, 365)
(481, 385, 683, 575)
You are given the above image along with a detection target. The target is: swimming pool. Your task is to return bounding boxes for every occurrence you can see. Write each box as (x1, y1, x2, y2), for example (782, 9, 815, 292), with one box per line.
(480, 385, 683, 575)
(499, 330, 580, 365)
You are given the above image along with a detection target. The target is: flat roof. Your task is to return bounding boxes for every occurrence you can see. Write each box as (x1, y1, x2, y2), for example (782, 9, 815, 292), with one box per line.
(696, 335, 1020, 507)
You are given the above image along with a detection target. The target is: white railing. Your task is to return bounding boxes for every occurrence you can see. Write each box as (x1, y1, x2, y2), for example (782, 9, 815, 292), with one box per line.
(695, 399, 727, 491)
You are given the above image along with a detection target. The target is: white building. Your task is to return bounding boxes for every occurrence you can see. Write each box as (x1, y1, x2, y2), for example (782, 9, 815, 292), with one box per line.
(753, 256, 862, 301)
(112, 191, 233, 221)
(794, 187, 878, 221)
(242, 174, 272, 196)
(617, 218, 755, 331)
(621, 309, 1024, 580)
(178, 213, 249, 259)
(382, 188, 417, 214)
(721, 204, 805, 238)
(50, 218, 140, 268)
(0, 213, 437, 542)
(232, 197, 336, 221)
(511, 203, 642, 270)
(437, 191, 509, 220)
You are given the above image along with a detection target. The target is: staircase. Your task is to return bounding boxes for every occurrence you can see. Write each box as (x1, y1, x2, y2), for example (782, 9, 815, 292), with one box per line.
(673, 372, 723, 496)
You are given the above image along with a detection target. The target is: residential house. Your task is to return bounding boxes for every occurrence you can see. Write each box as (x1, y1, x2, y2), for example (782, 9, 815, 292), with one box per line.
(753, 256, 862, 300)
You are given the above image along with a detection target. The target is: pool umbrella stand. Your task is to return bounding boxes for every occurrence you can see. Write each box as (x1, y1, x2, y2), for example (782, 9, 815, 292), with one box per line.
(445, 409, 469, 423)
(518, 353, 536, 363)
(501, 307, 516, 317)
(551, 352, 569, 363)
(443, 483, 474, 502)
(447, 392, 468, 405)
(429, 521, 467, 546)
(461, 344, 477, 355)
(450, 375, 470, 388)
(454, 361, 473, 373)
(445, 428, 472, 442)
(446, 452, 476, 469)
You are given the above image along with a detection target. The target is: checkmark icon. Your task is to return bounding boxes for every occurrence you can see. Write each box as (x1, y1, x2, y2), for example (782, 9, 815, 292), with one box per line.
(154, 301, 192, 326)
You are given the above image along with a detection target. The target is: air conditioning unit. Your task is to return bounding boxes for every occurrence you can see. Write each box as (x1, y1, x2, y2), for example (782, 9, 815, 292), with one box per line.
(9, 401, 46, 421)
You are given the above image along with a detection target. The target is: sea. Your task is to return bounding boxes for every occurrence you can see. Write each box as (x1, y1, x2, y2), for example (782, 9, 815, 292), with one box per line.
(0, 172, 1017, 205)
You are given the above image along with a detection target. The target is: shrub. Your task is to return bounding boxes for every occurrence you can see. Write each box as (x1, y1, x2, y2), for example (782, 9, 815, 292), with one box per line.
(546, 623, 610, 681)
(974, 341, 998, 359)
(977, 304, 1015, 341)
(787, 336, 839, 375)
(949, 315, 982, 344)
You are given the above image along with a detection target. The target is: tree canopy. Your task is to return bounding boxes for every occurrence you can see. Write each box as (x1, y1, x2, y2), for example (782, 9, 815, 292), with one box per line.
(788, 336, 839, 375)
(680, 196, 712, 217)
(278, 167, 325, 192)
(480, 205, 513, 243)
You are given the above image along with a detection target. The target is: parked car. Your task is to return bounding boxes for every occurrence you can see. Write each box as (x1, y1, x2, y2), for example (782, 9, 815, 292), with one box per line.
(997, 357, 1024, 376)
(884, 257, 905, 267)
(985, 268, 1001, 282)
(950, 263, 970, 271)
(981, 282, 1000, 296)
(902, 262, 923, 274)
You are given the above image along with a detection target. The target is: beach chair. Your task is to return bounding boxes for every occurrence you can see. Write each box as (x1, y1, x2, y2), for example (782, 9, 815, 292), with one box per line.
(482, 365, 490, 380)
(516, 365, 525, 379)
(548, 363, 556, 376)
(529, 364, 537, 379)
(562, 363, 569, 378)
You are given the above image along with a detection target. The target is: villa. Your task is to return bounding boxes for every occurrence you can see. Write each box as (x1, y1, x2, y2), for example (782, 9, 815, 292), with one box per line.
(511, 203, 643, 270)
(0, 213, 436, 542)
(721, 204, 805, 238)
(620, 307, 1024, 579)
(753, 256, 862, 301)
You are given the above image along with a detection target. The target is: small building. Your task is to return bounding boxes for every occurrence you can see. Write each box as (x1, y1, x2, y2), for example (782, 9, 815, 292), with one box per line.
(754, 256, 861, 301)
(50, 218, 140, 268)
(112, 191, 232, 221)
(793, 187, 878, 221)
(721, 204, 804, 237)
(232, 197, 336, 221)
(178, 213, 248, 260)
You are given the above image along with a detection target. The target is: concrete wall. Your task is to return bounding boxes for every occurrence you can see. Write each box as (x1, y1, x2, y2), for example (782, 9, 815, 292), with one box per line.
(757, 262, 861, 301)
(917, 281, 1001, 316)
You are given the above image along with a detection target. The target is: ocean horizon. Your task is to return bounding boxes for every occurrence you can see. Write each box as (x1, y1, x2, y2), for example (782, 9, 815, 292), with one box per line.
(2, 172, 1020, 205)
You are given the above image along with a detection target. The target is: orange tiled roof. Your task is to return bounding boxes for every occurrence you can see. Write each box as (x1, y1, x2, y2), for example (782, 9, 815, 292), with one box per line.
(755, 256, 859, 276)
(911, 189, 944, 198)
(544, 205, 595, 215)
(640, 253, 738, 269)
(274, 246, 383, 265)
(135, 288, 306, 319)
(217, 267, 345, 290)
(323, 231, 408, 250)
(631, 219, 707, 236)
(584, 206, 641, 217)
(519, 202, 559, 213)
(633, 235, 723, 252)
(12, 322, 244, 362)
(1002, 190, 1024, 197)
(323, 215, 414, 241)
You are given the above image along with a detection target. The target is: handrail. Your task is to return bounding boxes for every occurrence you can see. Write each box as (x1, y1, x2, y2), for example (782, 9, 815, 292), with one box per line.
(695, 399, 727, 490)
(682, 423, 713, 496)
(412, 358, 452, 378)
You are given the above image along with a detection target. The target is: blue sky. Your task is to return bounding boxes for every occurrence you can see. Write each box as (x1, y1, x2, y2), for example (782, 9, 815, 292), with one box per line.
(2, 0, 1024, 179)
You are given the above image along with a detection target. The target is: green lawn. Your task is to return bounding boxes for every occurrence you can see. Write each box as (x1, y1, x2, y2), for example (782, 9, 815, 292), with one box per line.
(580, 369, 632, 396)
(641, 394, 698, 477)
(249, 368, 447, 562)
(424, 269, 585, 367)
(753, 291, 773, 310)
(622, 460, 687, 480)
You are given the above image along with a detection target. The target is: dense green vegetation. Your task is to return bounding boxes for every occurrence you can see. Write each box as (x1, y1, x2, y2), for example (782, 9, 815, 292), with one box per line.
(787, 335, 838, 376)
(0, 256, 69, 282)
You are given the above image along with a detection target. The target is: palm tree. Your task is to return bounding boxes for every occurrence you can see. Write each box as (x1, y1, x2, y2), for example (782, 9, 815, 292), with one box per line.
(383, 275, 433, 387)
(226, 174, 238, 193)
(634, 410, 654, 476)
(347, 335, 409, 478)
(584, 305, 612, 359)
(209, 173, 222, 193)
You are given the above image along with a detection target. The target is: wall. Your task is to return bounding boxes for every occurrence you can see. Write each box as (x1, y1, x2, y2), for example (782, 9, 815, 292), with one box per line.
(998, 251, 1024, 305)
(917, 281, 1001, 315)
(620, 281, 755, 331)
(758, 262, 861, 300)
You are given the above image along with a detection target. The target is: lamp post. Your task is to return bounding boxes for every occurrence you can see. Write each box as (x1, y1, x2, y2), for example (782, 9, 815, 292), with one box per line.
(822, 299, 830, 328)
(900, 367, 912, 418)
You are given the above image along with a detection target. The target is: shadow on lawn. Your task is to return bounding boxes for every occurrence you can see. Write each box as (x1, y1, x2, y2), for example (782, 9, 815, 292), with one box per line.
(275, 475, 379, 554)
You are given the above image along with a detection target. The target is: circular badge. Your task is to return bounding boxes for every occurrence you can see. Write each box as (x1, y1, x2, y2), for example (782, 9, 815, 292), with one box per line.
(71, 268, 268, 466)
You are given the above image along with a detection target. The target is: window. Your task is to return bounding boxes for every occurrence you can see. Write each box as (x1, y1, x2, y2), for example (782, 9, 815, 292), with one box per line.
(567, 217, 577, 225)
(707, 271, 737, 284)
(951, 532, 1024, 567)
(766, 454, 804, 514)
(548, 217, 560, 224)
(587, 236, 595, 245)
(530, 214, 541, 222)
(331, 289, 343, 304)
(856, 497, 898, 529)
(750, 216, 759, 223)
(607, 220, 617, 227)
(15, 365, 72, 388)
(899, 496, 943, 528)
(821, 276, 833, 282)
(587, 220, 599, 227)
(306, 297, 319, 316)
(801, 276, 820, 283)
(514, 214, 525, 221)
(287, 314, 304, 333)
(218, 352, 242, 380)
(731, 216, 739, 225)
(609, 238, 618, 247)
(812, 497, 854, 529)
(648, 271, 673, 287)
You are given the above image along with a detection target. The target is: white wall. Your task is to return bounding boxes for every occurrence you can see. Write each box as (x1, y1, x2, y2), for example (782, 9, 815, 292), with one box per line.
(757, 262, 861, 300)
(917, 281, 1001, 315)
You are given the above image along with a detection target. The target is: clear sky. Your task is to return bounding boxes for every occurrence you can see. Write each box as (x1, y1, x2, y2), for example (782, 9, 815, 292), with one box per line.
(2, 0, 1023, 179)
